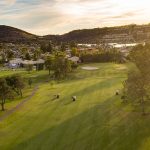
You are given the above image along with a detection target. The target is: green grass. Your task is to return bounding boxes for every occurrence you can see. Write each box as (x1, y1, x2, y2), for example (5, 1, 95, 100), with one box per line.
(0, 69, 25, 78)
(0, 69, 51, 117)
(0, 63, 149, 150)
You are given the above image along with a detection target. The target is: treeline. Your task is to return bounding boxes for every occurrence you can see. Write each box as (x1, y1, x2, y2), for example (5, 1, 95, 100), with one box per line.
(1, 24, 150, 44)
(80, 49, 125, 63)
(0, 75, 24, 111)
(47, 24, 150, 43)
(123, 43, 150, 115)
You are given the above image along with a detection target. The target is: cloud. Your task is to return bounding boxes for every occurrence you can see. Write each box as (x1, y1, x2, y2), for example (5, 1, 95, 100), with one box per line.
(0, 0, 150, 35)
(5, 0, 16, 5)
(109, 11, 142, 19)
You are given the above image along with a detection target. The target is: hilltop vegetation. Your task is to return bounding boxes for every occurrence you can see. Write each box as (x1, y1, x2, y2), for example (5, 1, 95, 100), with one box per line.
(1, 24, 150, 44)
(0, 25, 38, 43)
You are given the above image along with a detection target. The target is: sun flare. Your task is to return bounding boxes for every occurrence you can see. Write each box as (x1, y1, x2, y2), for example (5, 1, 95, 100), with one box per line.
(63, 5, 86, 16)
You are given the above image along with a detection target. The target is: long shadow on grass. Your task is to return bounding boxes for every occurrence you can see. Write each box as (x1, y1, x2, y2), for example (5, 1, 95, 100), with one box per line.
(12, 95, 150, 150)
(62, 77, 124, 105)
(71, 77, 123, 96)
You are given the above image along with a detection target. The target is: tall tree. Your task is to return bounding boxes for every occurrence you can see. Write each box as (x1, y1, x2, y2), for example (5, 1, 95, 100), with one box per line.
(41, 42, 53, 53)
(40, 43, 47, 53)
(60, 42, 67, 52)
(53, 53, 72, 79)
(71, 48, 79, 56)
(70, 42, 77, 48)
(124, 44, 150, 114)
(7, 50, 14, 61)
(26, 64, 33, 73)
(124, 71, 146, 114)
(33, 48, 41, 60)
(6, 75, 25, 98)
(45, 55, 54, 75)
(47, 42, 53, 53)
(25, 52, 31, 60)
(0, 78, 13, 111)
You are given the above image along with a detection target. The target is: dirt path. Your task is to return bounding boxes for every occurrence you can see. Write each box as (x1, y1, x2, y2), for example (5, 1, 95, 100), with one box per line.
(0, 86, 39, 122)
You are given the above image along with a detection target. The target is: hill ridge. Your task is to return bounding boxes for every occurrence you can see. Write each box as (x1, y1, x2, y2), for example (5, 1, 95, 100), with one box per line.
(0, 23, 150, 43)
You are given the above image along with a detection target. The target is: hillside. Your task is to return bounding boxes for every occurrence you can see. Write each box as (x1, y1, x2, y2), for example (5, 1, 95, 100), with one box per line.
(45, 24, 150, 44)
(1, 24, 150, 44)
(0, 25, 38, 43)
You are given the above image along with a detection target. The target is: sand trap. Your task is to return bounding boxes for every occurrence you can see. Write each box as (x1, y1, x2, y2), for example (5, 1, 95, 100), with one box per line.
(116, 66, 127, 70)
(82, 66, 99, 70)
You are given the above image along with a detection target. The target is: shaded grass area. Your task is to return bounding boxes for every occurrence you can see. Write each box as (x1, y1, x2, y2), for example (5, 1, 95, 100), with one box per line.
(0, 69, 26, 78)
(12, 98, 150, 150)
(1, 63, 149, 150)
(0, 69, 50, 84)
(0, 70, 50, 116)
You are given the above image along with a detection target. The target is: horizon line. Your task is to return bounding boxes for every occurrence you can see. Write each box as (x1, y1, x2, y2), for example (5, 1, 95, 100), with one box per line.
(1, 22, 150, 36)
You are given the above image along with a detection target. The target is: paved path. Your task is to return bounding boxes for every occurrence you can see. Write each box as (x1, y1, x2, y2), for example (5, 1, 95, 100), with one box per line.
(0, 86, 39, 122)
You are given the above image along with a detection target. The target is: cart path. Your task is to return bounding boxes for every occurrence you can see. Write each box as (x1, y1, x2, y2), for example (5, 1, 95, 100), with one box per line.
(0, 86, 39, 122)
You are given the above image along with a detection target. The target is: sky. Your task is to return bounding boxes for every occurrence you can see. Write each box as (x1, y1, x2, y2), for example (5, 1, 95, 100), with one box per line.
(0, 0, 150, 35)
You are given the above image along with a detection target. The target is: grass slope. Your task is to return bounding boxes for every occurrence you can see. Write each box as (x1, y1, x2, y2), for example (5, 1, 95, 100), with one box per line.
(0, 70, 50, 117)
(0, 63, 148, 150)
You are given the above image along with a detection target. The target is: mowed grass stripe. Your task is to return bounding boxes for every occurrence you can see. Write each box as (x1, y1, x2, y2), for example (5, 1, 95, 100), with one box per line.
(1, 63, 140, 150)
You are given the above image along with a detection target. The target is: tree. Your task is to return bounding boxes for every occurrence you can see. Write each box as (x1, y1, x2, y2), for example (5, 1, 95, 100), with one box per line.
(26, 64, 33, 73)
(6, 75, 25, 98)
(130, 44, 150, 77)
(40, 42, 53, 53)
(80, 49, 125, 63)
(40, 43, 47, 53)
(0, 78, 13, 111)
(53, 54, 72, 79)
(28, 78, 32, 88)
(71, 48, 79, 56)
(25, 52, 31, 60)
(70, 41, 77, 48)
(33, 48, 41, 61)
(124, 44, 150, 115)
(46, 42, 53, 53)
(64, 58, 72, 77)
(45, 55, 54, 75)
(7, 50, 14, 61)
(60, 43, 67, 52)
(124, 71, 146, 114)
(21, 47, 28, 56)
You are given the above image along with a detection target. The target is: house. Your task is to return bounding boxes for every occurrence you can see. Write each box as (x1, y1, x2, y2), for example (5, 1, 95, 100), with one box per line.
(9, 58, 23, 69)
(68, 56, 80, 64)
(9, 58, 45, 70)
(22, 59, 45, 70)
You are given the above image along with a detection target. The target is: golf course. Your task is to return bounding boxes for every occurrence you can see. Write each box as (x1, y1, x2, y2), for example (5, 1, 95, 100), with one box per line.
(0, 63, 149, 150)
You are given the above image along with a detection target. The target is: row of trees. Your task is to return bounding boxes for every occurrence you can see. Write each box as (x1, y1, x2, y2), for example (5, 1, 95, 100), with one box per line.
(0, 75, 24, 111)
(80, 49, 125, 63)
(40, 41, 77, 53)
(124, 44, 150, 115)
(19, 42, 76, 63)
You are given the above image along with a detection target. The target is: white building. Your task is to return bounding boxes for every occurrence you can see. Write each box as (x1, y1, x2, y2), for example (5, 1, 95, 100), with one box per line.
(68, 56, 80, 63)
(9, 58, 23, 69)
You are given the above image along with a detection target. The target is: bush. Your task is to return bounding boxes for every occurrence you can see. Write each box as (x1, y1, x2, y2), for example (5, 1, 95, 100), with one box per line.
(80, 50, 125, 63)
